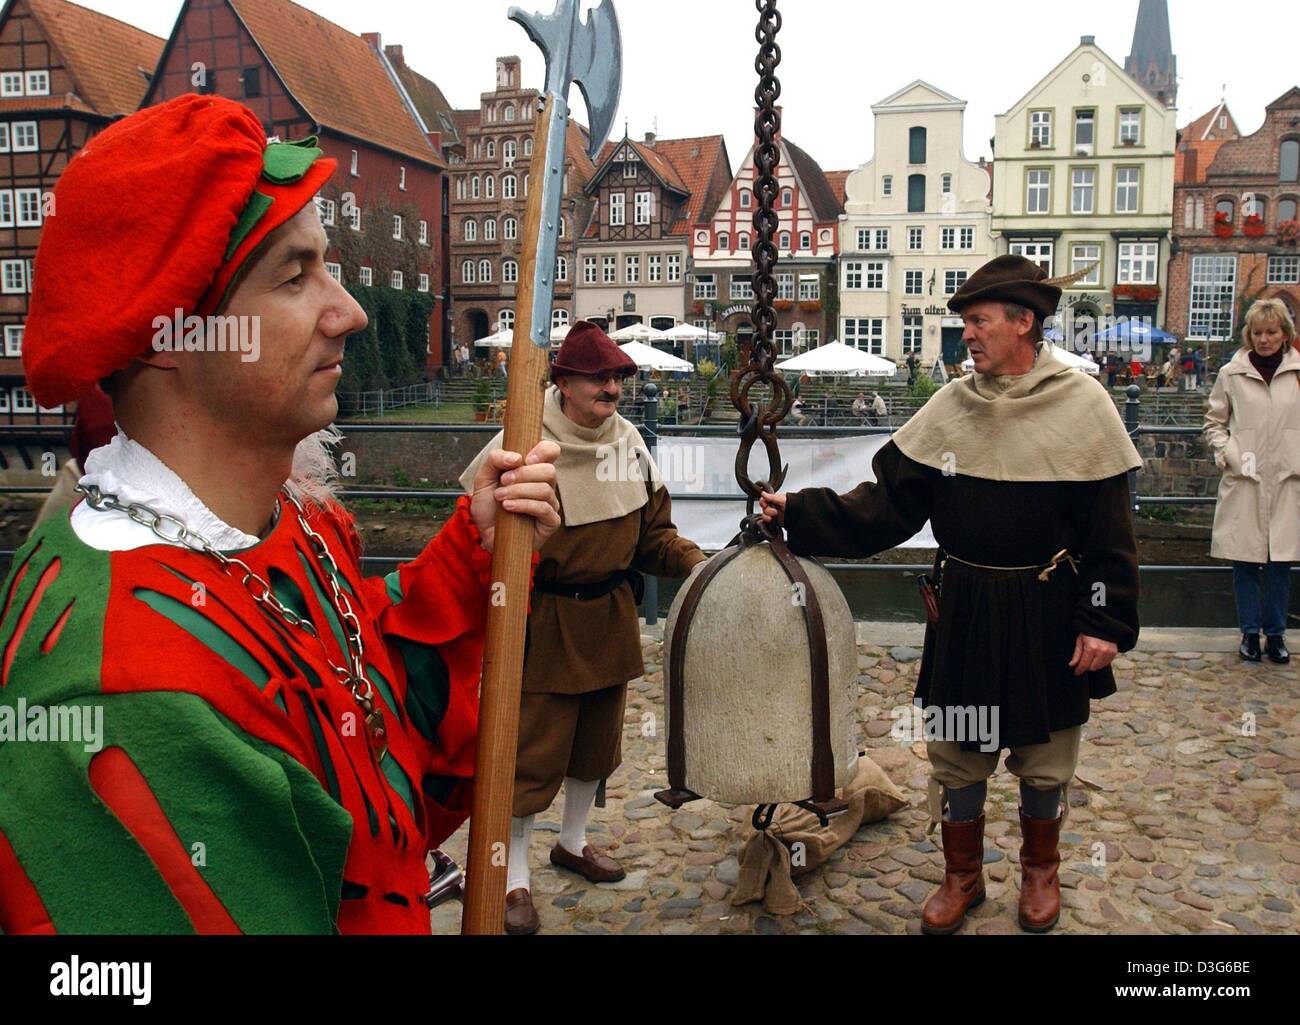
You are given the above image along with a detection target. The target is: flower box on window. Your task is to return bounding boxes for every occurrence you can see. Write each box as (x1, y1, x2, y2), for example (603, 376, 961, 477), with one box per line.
(1243, 214, 1267, 238)
(774, 299, 794, 311)
(1213, 211, 1234, 239)
(798, 300, 822, 313)
(1279, 220, 1299, 246)
(1113, 284, 1161, 303)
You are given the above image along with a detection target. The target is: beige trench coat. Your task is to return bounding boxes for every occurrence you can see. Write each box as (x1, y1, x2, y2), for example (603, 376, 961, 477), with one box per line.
(1204, 345, 1300, 563)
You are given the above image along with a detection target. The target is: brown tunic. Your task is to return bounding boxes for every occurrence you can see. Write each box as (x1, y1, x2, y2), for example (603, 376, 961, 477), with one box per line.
(523, 484, 706, 695)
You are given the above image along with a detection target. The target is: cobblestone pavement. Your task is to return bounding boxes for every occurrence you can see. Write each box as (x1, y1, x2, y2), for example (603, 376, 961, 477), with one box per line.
(432, 626, 1300, 936)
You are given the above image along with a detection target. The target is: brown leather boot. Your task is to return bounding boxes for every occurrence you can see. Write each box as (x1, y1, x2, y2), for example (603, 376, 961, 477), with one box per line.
(921, 814, 986, 935)
(1017, 810, 1062, 933)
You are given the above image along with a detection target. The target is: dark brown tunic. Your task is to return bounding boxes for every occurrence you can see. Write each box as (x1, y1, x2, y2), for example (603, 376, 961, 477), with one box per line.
(785, 441, 1139, 750)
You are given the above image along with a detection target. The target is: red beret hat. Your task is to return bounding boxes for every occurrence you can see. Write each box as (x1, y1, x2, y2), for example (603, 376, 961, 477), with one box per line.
(23, 93, 336, 408)
(550, 321, 638, 383)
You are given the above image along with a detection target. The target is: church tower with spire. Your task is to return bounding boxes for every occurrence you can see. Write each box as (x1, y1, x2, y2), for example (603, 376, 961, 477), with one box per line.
(1125, 0, 1177, 107)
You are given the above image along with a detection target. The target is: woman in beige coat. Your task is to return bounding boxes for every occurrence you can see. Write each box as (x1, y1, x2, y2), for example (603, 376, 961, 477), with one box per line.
(1204, 299, 1300, 663)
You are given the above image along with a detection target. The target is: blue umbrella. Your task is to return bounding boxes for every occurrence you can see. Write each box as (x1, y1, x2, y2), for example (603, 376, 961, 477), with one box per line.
(1092, 320, 1180, 346)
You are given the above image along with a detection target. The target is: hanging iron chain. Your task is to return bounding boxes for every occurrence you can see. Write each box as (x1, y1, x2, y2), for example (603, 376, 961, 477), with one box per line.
(731, 0, 790, 524)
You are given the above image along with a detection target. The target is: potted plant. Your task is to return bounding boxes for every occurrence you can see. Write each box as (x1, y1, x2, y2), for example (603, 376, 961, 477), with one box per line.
(1113, 284, 1136, 300)
(472, 378, 492, 422)
(1213, 211, 1234, 239)
(1280, 219, 1300, 246)
(774, 299, 794, 311)
(799, 299, 822, 313)
(1243, 214, 1267, 237)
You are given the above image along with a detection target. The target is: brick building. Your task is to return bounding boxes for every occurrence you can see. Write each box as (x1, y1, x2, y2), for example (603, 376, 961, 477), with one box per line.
(576, 130, 731, 348)
(1167, 88, 1300, 359)
(448, 56, 595, 349)
(691, 114, 840, 356)
(145, 0, 453, 369)
(0, 0, 163, 424)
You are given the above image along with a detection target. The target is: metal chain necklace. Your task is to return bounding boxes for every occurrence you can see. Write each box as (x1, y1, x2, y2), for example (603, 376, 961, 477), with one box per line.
(74, 483, 390, 763)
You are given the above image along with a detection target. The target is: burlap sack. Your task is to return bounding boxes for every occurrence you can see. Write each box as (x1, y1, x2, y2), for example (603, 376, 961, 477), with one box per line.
(730, 754, 908, 916)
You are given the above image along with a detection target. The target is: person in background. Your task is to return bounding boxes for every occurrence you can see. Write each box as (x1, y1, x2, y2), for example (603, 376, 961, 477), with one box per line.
(852, 391, 869, 424)
(870, 390, 888, 426)
(1204, 298, 1300, 664)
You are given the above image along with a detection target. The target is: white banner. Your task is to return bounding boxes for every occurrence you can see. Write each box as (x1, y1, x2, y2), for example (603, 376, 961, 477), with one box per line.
(656, 435, 936, 553)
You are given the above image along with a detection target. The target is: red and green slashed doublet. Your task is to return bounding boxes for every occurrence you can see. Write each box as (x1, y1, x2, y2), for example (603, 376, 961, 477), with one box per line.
(0, 496, 493, 935)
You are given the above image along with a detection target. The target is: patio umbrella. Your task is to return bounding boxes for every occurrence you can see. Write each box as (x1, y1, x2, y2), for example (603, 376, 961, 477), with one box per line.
(1091, 319, 1180, 348)
(619, 341, 694, 372)
(776, 341, 897, 378)
(609, 322, 668, 343)
(660, 322, 721, 343)
(477, 329, 514, 348)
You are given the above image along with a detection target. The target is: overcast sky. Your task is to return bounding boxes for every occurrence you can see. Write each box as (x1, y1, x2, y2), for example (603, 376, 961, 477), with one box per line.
(82, 0, 1291, 172)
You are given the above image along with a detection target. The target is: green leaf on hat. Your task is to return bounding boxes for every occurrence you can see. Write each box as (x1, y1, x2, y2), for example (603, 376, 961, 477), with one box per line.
(262, 136, 323, 185)
(224, 191, 274, 261)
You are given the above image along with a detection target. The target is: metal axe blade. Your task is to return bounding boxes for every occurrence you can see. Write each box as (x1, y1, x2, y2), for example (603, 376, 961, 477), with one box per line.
(509, 0, 622, 160)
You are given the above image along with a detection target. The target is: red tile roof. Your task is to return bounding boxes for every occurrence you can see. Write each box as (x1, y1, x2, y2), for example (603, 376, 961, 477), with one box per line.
(824, 169, 852, 214)
(590, 134, 728, 235)
(1176, 104, 1237, 183)
(228, 0, 440, 166)
(25, 0, 164, 116)
(0, 92, 96, 115)
(385, 46, 461, 155)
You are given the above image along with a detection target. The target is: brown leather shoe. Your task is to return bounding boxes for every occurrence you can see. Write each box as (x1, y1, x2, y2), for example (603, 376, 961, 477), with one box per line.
(921, 814, 986, 936)
(504, 888, 540, 935)
(549, 843, 626, 883)
(1018, 810, 1062, 933)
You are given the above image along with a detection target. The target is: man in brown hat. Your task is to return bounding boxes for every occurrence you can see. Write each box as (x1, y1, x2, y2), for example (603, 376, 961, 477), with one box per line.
(761, 255, 1142, 935)
(461, 321, 706, 935)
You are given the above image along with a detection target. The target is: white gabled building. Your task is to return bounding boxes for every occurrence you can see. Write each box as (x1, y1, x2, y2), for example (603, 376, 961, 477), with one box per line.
(840, 81, 995, 368)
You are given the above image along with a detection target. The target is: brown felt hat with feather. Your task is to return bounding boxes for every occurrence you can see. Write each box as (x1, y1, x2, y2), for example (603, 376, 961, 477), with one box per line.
(947, 255, 1095, 321)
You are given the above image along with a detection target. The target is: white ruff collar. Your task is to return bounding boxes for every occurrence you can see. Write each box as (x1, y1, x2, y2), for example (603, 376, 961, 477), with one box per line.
(71, 429, 263, 553)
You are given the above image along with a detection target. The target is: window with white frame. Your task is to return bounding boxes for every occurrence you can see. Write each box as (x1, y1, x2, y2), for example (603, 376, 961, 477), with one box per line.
(667, 254, 682, 282)
(486, 140, 496, 160)
(843, 318, 885, 355)
(635, 192, 652, 225)
(13, 122, 38, 152)
(739, 189, 752, 209)
(799, 232, 812, 251)
(694, 273, 717, 300)
(462, 261, 475, 284)
(1117, 242, 1159, 285)
(1071, 167, 1095, 214)
(1115, 167, 1141, 213)
(626, 255, 640, 284)
(908, 227, 923, 251)
(738, 233, 750, 251)
(1268, 256, 1300, 284)
(503, 175, 517, 200)
(882, 176, 893, 198)
(471, 176, 480, 199)
(464, 219, 477, 242)
(503, 140, 516, 168)
(941, 227, 956, 250)
(609, 193, 626, 226)
(777, 273, 794, 300)
(481, 218, 496, 243)
(1071, 244, 1102, 286)
(1074, 109, 1095, 154)
(583, 257, 597, 284)
(4, 325, 23, 357)
(393, 215, 403, 241)
(779, 231, 791, 250)
(944, 269, 969, 294)
(524, 137, 533, 156)
(774, 330, 795, 356)
(602, 256, 617, 284)
(960, 226, 974, 250)
(419, 274, 430, 293)
(1119, 109, 1141, 145)
(1030, 110, 1052, 148)
(717, 232, 730, 251)
(1188, 255, 1237, 339)
(14, 188, 40, 227)
(552, 308, 571, 332)
(2, 259, 26, 293)
(456, 177, 466, 200)
(498, 310, 514, 332)
(12, 387, 35, 413)
(903, 315, 923, 355)
(942, 173, 952, 194)
(1, 73, 22, 96)
(0, 191, 13, 228)
(623, 159, 637, 179)
(0, 389, 9, 413)
(349, 204, 362, 232)
(524, 174, 529, 196)
(350, 150, 359, 175)
(648, 254, 662, 282)
(1009, 241, 1053, 274)
(0, 124, 9, 152)
(480, 259, 493, 283)
(558, 217, 565, 238)
(856, 228, 889, 251)
(1027, 169, 1051, 214)
(359, 266, 373, 287)
(781, 188, 793, 206)
(799, 275, 820, 301)
(504, 105, 516, 122)
(316, 198, 336, 226)
(504, 217, 518, 240)
(730, 274, 753, 300)
(391, 271, 404, 290)
(503, 260, 518, 284)
(399, 166, 407, 191)
(556, 256, 568, 282)
(325, 262, 342, 282)
(804, 330, 820, 348)
(844, 261, 864, 289)
(485, 176, 495, 199)
(905, 269, 924, 295)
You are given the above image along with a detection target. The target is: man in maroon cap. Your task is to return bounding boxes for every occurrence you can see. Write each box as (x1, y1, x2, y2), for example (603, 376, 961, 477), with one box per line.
(461, 321, 707, 934)
(762, 256, 1142, 936)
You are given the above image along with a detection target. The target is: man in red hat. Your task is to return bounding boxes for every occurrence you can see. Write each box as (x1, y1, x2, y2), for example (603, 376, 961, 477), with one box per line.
(762, 255, 1142, 936)
(461, 321, 706, 934)
(0, 94, 562, 935)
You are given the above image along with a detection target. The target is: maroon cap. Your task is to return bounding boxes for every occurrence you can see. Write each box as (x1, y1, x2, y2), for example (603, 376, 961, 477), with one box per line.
(551, 321, 638, 382)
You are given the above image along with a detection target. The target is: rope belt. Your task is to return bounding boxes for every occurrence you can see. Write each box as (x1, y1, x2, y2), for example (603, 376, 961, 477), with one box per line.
(944, 549, 1081, 583)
